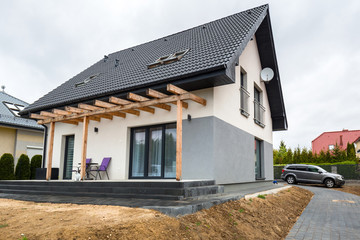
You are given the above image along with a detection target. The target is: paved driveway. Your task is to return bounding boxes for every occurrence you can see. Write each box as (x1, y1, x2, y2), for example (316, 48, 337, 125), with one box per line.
(286, 185, 360, 240)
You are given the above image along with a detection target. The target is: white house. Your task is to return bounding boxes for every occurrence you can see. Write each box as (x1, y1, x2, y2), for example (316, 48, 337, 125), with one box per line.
(22, 4, 287, 185)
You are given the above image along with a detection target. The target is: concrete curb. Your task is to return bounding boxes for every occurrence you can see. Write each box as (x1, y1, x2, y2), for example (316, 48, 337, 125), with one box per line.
(244, 185, 292, 200)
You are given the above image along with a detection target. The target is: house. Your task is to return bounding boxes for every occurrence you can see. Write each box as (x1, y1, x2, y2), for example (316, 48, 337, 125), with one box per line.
(312, 129, 360, 156)
(0, 90, 44, 163)
(21, 4, 287, 184)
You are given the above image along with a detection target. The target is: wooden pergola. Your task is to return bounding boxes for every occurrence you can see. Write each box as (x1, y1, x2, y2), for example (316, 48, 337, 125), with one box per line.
(30, 84, 206, 181)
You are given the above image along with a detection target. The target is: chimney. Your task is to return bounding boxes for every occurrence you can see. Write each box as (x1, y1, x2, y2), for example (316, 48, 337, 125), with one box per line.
(1, 85, 5, 92)
(340, 135, 343, 146)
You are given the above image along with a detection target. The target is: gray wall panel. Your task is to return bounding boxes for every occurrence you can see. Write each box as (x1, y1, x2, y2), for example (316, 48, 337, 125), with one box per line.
(182, 117, 214, 180)
(182, 116, 274, 184)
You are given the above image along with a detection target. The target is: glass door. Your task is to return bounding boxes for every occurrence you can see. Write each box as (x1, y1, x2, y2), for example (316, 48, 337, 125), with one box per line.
(63, 135, 75, 179)
(255, 139, 262, 179)
(131, 129, 146, 177)
(130, 123, 176, 178)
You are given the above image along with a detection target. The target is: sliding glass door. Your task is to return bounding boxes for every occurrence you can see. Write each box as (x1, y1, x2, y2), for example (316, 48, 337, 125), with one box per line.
(130, 123, 176, 179)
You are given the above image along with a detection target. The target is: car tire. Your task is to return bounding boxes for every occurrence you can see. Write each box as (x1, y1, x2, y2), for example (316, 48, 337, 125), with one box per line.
(324, 178, 335, 188)
(286, 175, 296, 184)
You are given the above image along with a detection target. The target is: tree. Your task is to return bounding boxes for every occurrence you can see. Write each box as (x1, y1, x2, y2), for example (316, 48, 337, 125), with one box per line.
(293, 147, 301, 164)
(284, 148, 293, 164)
(346, 142, 356, 162)
(15, 154, 30, 180)
(0, 153, 15, 180)
(300, 147, 308, 163)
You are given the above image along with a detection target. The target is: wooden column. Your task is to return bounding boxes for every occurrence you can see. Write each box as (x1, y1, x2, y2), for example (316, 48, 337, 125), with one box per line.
(80, 116, 89, 180)
(46, 122, 55, 180)
(176, 100, 183, 181)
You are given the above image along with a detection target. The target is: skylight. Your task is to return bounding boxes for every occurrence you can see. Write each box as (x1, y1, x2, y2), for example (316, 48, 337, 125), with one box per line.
(75, 73, 100, 88)
(3, 102, 25, 116)
(147, 49, 189, 69)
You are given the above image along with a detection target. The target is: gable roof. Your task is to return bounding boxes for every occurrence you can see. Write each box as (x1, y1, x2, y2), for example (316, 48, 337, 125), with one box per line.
(312, 129, 360, 153)
(0, 91, 44, 131)
(22, 4, 287, 130)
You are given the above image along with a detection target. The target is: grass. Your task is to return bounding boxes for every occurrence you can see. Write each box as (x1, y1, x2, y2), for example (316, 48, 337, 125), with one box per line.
(257, 194, 267, 199)
(238, 208, 245, 213)
(274, 161, 358, 166)
(0, 223, 8, 228)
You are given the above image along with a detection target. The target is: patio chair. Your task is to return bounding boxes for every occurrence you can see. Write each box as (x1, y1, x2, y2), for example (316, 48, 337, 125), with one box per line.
(90, 157, 111, 180)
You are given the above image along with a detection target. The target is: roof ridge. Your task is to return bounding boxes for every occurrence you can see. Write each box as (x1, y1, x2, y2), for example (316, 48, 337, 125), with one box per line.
(0, 91, 29, 105)
(108, 4, 269, 57)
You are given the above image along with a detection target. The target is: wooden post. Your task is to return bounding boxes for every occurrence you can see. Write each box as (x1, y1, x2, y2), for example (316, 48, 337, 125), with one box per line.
(176, 100, 182, 181)
(46, 122, 55, 180)
(80, 116, 89, 180)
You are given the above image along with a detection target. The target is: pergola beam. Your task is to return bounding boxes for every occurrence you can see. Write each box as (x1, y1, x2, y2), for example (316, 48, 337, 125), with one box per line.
(127, 92, 171, 111)
(109, 96, 154, 114)
(46, 122, 55, 180)
(146, 88, 188, 109)
(167, 84, 206, 106)
(37, 93, 203, 124)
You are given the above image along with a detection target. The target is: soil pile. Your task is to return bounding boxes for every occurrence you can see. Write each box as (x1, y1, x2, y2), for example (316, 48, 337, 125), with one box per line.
(0, 186, 313, 240)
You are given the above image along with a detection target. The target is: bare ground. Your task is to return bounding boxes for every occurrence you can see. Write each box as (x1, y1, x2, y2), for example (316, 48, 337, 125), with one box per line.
(334, 181, 360, 196)
(0, 186, 313, 240)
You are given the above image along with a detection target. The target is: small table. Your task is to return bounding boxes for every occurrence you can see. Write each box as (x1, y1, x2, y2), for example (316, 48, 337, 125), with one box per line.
(77, 162, 98, 180)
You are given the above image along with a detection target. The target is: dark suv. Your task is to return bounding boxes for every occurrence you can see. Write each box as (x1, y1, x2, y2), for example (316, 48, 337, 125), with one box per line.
(281, 164, 345, 188)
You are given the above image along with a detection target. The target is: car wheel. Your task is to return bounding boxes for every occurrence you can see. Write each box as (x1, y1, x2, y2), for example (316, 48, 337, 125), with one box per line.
(286, 175, 296, 184)
(324, 178, 335, 188)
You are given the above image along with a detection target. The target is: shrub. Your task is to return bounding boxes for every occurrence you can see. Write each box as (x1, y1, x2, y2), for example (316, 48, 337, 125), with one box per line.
(15, 154, 30, 180)
(0, 153, 15, 180)
(30, 155, 42, 179)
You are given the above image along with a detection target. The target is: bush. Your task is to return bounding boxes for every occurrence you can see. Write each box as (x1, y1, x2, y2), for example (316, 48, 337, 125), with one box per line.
(15, 154, 30, 180)
(0, 153, 15, 180)
(30, 155, 42, 179)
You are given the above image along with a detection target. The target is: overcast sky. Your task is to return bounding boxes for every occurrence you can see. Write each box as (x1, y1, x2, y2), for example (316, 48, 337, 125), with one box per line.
(1, 0, 359, 150)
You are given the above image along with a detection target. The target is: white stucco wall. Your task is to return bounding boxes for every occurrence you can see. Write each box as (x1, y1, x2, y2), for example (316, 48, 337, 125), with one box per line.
(213, 35, 273, 144)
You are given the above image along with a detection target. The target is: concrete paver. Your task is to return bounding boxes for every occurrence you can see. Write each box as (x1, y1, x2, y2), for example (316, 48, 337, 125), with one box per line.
(286, 185, 360, 240)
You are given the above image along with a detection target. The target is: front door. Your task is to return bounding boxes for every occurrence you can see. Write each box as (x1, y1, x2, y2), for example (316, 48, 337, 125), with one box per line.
(63, 135, 75, 179)
(130, 123, 176, 179)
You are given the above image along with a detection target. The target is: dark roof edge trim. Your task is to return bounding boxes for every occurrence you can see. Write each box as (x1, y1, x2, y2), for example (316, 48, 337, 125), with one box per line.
(0, 122, 44, 132)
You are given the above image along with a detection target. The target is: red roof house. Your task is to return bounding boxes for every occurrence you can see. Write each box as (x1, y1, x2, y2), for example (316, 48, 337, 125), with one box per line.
(312, 129, 360, 154)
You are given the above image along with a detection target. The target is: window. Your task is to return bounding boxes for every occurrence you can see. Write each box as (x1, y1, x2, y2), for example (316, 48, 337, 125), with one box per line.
(147, 49, 189, 69)
(296, 166, 307, 171)
(329, 145, 335, 150)
(254, 87, 265, 127)
(308, 166, 319, 173)
(3, 102, 25, 116)
(130, 123, 176, 178)
(75, 73, 100, 88)
(240, 69, 250, 117)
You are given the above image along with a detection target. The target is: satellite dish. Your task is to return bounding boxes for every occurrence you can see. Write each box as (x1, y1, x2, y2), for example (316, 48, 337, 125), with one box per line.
(260, 68, 274, 82)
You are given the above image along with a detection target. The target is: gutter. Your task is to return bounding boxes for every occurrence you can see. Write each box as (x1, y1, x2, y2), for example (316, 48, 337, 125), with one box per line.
(41, 124, 48, 168)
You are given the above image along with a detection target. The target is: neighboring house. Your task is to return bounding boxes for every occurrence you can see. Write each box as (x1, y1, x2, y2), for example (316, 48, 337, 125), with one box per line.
(312, 129, 360, 155)
(0, 90, 44, 163)
(21, 5, 287, 184)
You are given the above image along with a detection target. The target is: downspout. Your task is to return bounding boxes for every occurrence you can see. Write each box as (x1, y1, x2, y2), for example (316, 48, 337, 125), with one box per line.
(41, 124, 48, 168)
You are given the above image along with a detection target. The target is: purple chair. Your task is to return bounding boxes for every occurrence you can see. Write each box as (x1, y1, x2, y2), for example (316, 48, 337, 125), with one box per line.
(90, 157, 111, 180)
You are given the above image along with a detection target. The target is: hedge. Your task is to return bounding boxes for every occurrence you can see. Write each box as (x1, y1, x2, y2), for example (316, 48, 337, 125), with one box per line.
(15, 154, 30, 180)
(0, 153, 15, 180)
(30, 155, 42, 179)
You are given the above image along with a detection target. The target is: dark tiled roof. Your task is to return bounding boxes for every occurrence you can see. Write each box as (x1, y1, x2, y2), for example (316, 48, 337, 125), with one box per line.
(24, 5, 269, 113)
(0, 92, 44, 130)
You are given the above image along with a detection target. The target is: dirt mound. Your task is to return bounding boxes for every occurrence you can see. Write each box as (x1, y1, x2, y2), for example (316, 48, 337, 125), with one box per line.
(0, 186, 312, 240)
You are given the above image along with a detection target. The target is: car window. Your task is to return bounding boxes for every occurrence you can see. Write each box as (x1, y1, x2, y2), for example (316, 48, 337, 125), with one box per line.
(296, 166, 307, 171)
(308, 166, 318, 172)
(287, 166, 296, 170)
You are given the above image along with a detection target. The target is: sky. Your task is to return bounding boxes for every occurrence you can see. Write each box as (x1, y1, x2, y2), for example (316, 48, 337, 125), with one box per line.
(0, 0, 359, 150)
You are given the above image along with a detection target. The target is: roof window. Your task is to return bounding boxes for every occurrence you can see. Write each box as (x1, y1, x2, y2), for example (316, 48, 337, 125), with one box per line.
(3, 102, 25, 116)
(147, 49, 189, 69)
(75, 73, 100, 88)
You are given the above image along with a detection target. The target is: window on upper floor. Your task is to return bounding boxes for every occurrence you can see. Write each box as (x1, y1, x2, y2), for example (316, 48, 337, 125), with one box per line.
(254, 86, 265, 127)
(239, 68, 250, 117)
(329, 145, 335, 150)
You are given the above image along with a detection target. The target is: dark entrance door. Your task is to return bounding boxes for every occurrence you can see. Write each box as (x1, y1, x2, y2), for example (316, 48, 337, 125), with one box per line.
(63, 135, 75, 179)
(130, 123, 176, 179)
